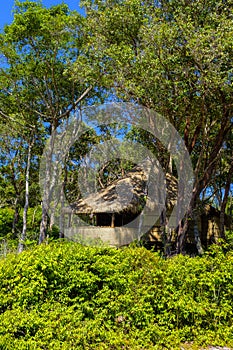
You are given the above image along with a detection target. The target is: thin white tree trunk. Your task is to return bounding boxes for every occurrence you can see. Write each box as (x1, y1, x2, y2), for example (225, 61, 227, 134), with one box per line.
(39, 205, 48, 244)
(18, 138, 33, 253)
(12, 196, 19, 238)
(39, 123, 56, 243)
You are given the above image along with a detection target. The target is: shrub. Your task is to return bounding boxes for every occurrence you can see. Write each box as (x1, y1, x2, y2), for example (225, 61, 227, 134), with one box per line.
(0, 241, 232, 349)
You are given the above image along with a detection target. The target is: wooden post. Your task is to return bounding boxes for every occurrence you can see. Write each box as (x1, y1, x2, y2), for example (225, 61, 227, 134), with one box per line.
(111, 213, 115, 228)
(96, 214, 98, 226)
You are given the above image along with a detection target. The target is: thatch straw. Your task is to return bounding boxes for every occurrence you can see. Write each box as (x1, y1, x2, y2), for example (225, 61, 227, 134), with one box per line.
(70, 166, 178, 215)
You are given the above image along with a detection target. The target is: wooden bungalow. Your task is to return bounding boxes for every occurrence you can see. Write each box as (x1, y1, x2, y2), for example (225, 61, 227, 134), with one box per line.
(64, 166, 148, 246)
(64, 167, 232, 249)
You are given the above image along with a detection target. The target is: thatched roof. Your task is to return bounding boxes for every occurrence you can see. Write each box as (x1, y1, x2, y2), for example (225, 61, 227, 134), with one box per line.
(70, 166, 147, 214)
(70, 166, 178, 215)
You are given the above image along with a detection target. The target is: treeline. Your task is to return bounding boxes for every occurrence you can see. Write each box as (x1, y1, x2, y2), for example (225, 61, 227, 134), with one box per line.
(0, 0, 232, 253)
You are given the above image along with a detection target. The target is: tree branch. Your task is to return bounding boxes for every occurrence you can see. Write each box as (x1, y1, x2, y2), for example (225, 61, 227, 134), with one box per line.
(0, 109, 34, 129)
(59, 85, 93, 119)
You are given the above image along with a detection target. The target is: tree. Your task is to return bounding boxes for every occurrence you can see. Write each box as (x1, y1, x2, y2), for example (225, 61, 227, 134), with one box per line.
(0, 1, 93, 246)
(76, 0, 233, 253)
(0, 0, 232, 252)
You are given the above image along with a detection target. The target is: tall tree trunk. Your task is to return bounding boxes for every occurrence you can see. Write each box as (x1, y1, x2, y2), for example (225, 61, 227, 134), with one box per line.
(59, 185, 65, 239)
(176, 121, 230, 253)
(219, 162, 233, 240)
(176, 194, 196, 254)
(59, 161, 68, 239)
(12, 196, 19, 238)
(161, 209, 172, 256)
(39, 205, 48, 244)
(18, 138, 33, 253)
(39, 123, 57, 243)
(163, 221, 172, 256)
(193, 210, 204, 255)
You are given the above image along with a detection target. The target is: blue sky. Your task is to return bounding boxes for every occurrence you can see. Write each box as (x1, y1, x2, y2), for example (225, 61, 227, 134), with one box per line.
(0, 1, 84, 31)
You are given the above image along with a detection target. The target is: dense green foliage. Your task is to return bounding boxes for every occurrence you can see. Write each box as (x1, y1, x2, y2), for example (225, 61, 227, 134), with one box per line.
(0, 0, 232, 252)
(0, 2, 232, 348)
(0, 241, 232, 349)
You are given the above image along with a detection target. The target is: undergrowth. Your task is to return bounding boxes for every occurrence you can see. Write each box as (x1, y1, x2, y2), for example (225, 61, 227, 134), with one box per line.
(0, 241, 232, 349)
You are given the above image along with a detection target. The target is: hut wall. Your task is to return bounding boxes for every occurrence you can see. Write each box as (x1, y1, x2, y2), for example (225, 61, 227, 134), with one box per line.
(64, 208, 230, 248)
(145, 214, 222, 247)
(65, 226, 141, 247)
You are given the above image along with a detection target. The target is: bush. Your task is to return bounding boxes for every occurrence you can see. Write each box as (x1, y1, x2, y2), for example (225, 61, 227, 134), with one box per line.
(0, 241, 232, 349)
